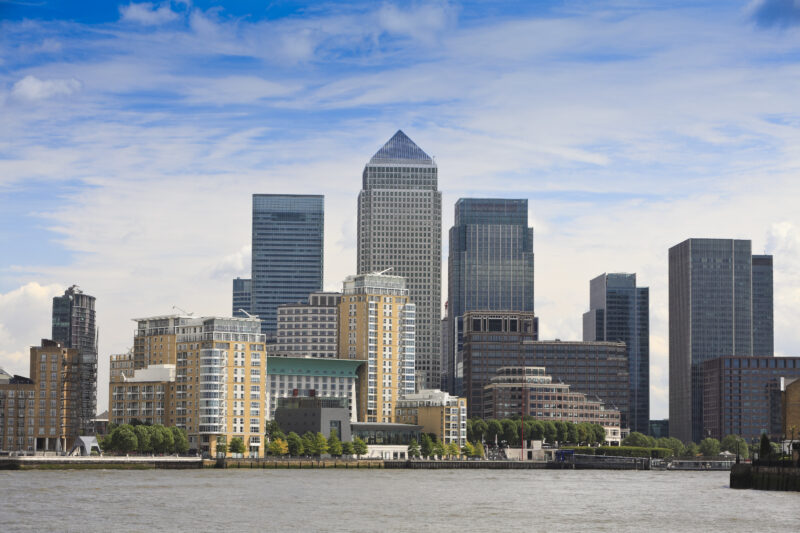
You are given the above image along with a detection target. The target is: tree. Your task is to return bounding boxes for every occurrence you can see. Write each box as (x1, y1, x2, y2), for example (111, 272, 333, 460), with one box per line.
(110, 426, 138, 454)
(554, 421, 569, 444)
(759, 433, 772, 460)
(342, 441, 355, 457)
(447, 442, 460, 459)
(462, 442, 475, 457)
(622, 431, 654, 447)
(408, 439, 421, 459)
(305, 432, 328, 457)
(529, 421, 544, 441)
(466, 419, 475, 443)
(567, 423, 580, 444)
(353, 437, 368, 459)
(474, 441, 485, 458)
(157, 425, 174, 454)
(542, 421, 557, 444)
(149, 425, 164, 453)
(720, 435, 748, 459)
(302, 432, 315, 456)
(134, 425, 152, 454)
(327, 430, 343, 457)
(656, 437, 685, 458)
(501, 419, 519, 446)
(486, 419, 503, 445)
(473, 419, 488, 443)
(682, 442, 699, 457)
(171, 427, 189, 454)
(265, 420, 284, 441)
(216, 441, 228, 457)
(698, 437, 720, 457)
(287, 432, 304, 456)
(229, 437, 246, 455)
(433, 440, 447, 459)
(268, 438, 289, 456)
(592, 425, 606, 445)
(420, 433, 434, 458)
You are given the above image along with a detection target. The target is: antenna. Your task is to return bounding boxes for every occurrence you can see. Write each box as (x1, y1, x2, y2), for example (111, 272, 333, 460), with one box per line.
(238, 309, 258, 319)
(172, 305, 194, 316)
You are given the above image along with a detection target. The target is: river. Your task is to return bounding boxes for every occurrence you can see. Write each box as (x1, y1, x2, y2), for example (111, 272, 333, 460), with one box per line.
(0, 469, 795, 531)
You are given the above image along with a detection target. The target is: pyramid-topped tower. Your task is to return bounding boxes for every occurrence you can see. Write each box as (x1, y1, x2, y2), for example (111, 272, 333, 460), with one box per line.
(369, 130, 434, 164)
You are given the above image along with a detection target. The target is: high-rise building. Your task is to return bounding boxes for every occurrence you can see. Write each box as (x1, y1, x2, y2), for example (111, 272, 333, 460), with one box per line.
(669, 238, 774, 443)
(443, 198, 535, 395)
(752, 255, 774, 356)
(51, 285, 97, 435)
(119, 314, 267, 456)
(357, 131, 441, 390)
(337, 273, 416, 423)
(251, 194, 324, 337)
(275, 292, 341, 358)
(232, 278, 252, 318)
(582, 273, 649, 434)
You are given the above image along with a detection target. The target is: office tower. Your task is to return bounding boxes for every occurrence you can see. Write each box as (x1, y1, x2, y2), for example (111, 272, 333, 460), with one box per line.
(702, 356, 800, 442)
(357, 131, 441, 390)
(669, 238, 774, 443)
(115, 314, 266, 456)
(338, 272, 416, 423)
(51, 285, 97, 435)
(232, 278, 252, 318)
(752, 255, 774, 356)
(582, 273, 649, 434)
(444, 198, 535, 395)
(0, 340, 81, 453)
(460, 311, 629, 424)
(275, 292, 341, 358)
(251, 194, 324, 337)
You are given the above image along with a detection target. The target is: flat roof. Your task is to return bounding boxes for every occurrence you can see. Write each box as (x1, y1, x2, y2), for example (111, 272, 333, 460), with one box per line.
(267, 356, 363, 377)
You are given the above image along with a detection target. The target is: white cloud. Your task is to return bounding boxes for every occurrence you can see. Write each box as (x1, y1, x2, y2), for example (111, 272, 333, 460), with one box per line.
(10, 75, 82, 101)
(119, 2, 180, 25)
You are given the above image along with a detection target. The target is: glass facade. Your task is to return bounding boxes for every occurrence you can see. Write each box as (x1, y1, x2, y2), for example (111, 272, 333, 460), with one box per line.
(231, 277, 252, 318)
(752, 255, 774, 356)
(251, 194, 324, 337)
(357, 131, 441, 390)
(444, 198, 534, 395)
(582, 273, 649, 434)
(669, 239, 774, 443)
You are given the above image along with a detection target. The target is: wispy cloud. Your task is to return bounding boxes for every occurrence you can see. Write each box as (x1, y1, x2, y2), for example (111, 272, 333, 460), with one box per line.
(119, 2, 181, 26)
(748, 0, 800, 28)
(10, 75, 82, 101)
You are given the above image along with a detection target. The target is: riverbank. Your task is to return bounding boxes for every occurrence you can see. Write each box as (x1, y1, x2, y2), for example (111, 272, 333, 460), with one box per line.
(730, 463, 800, 491)
(0, 456, 202, 470)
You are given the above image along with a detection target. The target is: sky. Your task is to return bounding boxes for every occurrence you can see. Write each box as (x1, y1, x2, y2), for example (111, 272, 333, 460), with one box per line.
(2, 0, 800, 420)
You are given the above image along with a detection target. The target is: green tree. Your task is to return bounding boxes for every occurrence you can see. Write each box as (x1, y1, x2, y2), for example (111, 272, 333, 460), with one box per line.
(134, 425, 152, 454)
(148, 425, 164, 453)
(353, 437, 368, 459)
(501, 419, 519, 446)
(554, 421, 569, 444)
(286, 432, 304, 457)
(216, 441, 228, 457)
(682, 442, 699, 457)
(265, 420, 284, 441)
(622, 431, 654, 447)
(157, 425, 174, 454)
(529, 420, 544, 440)
(420, 433, 434, 458)
(171, 427, 189, 454)
(698, 437, 720, 457)
(447, 442, 460, 459)
(759, 433, 772, 460)
(268, 438, 289, 456)
(342, 441, 355, 457)
(408, 439, 421, 459)
(655, 437, 685, 458)
(592, 425, 606, 445)
(486, 419, 503, 445)
(567, 423, 579, 444)
(229, 437, 245, 455)
(433, 440, 447, 459)
(327, 430, 343, 457)
(474, 441, 486, 458)
(719, 434, 748, 459)
(307, 432, 328, 457)
(466, 419, 475, 443)
(111, 426, 138, 454)
(461, 442, 475, 457)
(302, 432, 315, 456)
(542, 421, 557, 444)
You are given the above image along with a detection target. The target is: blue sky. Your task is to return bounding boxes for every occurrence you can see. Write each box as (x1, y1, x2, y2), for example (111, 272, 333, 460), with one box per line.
(2, 0, 800, 418)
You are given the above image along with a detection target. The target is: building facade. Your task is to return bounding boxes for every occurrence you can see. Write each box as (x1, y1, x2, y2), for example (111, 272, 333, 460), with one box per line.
(782, 378, 800, 441)
(0, 340, 81, 453)
(274, 396, 352, 441)
(109, 351, 134, 381)
(701, 356, 800, 442)
(752, 255, 774, 356)
(444, 198, 535, 396)
(669, 239, 774, 443)
(582, 273, 649, 434)
(357, 131, 441, 390)
(251, 194, 324, 337)
(122, 315, 267, 457)
(266, 356, 362, 421)
(232, 277, 252, 318)
(275, 292, 341, 358)
(461, 311, 629, 426)
(395, 389, 467, 446)
(338, 273, 416, 423)
(109, 365, 175, 427)
(51, 285, 97, 435)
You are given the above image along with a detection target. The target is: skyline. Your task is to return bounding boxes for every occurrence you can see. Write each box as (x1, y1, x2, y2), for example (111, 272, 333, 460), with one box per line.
(3, 0, 800, 419)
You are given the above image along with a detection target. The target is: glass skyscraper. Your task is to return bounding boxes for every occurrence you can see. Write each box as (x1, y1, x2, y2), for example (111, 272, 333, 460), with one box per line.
(668, 238, 773, 443)
(583, 273, 649, 434)
(251, 194, 323, 337)
(51, 285, 97, 435)
(443, 198, 535, 394)
(357, 131, 442, 390)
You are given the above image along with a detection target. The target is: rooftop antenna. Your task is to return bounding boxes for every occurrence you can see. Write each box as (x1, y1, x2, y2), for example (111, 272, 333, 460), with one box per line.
(172, 305, 194, 316)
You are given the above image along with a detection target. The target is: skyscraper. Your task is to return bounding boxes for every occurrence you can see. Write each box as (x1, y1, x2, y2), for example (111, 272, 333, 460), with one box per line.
(583, 273, 649, 434)
(357, 131, 441, 389)
(668, 238, 774, 443)
(443, 198, 535, 394)
(232, 277, 252, 318)
(752, 255, 774, 356)
(51, 285, 97, 435)
(251, 194, 324, 337)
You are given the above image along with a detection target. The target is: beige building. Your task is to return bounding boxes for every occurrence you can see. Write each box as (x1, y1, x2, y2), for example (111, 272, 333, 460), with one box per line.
(0, 340, 81, 453)
(109, 350, 134, 381)
(110, 365, 175, 427)
(338, 273, 416, 423)
(112, 315, 266, 457)
(395, 389, 467, 446)
(783, 377, 800, 440)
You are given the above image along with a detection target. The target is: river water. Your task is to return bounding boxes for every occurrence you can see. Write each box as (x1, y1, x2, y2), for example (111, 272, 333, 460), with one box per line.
(0, 469, 796, 532)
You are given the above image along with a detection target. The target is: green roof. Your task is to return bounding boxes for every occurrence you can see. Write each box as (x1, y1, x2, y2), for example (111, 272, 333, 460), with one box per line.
(267, 356, 363, 377)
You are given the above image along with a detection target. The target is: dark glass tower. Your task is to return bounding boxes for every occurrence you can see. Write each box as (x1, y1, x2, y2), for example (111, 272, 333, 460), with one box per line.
(444, 198, 535, 395)
(251, 195, 324, 337)
(669, 239, 773, 443)
(583, 273, 649, 434)
(752, 255, 774, 356)
(232, 277, 252, 318)
(52, 285, 97, 435)
(357, 131, 442, 390)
